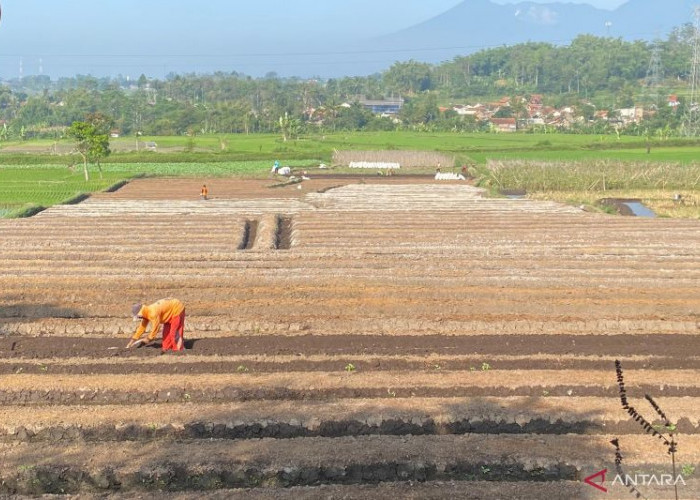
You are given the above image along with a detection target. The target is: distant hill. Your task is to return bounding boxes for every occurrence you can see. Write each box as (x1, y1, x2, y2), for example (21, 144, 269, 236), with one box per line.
(371, 0, 696, 65)
(1, 0, 696, 78)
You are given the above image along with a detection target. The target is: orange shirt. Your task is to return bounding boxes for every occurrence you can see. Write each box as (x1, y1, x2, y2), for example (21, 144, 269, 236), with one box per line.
(132, 298, 185, 341)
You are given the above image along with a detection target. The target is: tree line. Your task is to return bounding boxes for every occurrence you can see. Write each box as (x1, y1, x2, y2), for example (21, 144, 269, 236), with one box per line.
(0, 26, 697, 139)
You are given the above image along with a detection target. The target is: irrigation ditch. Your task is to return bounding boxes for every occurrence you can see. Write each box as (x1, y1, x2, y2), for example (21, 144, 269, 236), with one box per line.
(274, 215, 293, 250)
(238, 219, 259, 250)
(599, 198, 657, 217)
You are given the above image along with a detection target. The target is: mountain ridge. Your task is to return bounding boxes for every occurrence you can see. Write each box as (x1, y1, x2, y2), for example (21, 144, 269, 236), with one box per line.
(370, 0, 694, 65)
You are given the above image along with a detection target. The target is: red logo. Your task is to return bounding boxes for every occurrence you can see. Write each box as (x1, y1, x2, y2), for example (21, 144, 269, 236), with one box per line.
(585, 469, 608, 493)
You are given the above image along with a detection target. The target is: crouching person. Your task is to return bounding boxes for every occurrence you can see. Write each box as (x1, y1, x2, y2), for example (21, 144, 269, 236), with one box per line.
(127, 298, 186, 351)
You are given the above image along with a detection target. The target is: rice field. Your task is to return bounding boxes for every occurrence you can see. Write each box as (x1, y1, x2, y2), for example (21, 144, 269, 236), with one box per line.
(478, 159, 700, 219)
(0, 161, 318, 217)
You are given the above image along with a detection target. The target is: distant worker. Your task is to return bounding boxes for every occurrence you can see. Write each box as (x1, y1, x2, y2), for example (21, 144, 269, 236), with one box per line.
(200, 184, 208, 200)
(270, 160, 280, 176)
(127, 298, 186, 351)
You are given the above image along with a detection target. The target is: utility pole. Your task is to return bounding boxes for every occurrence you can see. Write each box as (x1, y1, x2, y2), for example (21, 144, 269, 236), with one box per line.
(683, 7, 700, 136)
(642, 39, 663, 114)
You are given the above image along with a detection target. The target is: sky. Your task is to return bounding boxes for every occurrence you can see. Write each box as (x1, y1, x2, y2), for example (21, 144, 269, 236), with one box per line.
(493, 0, 628, 8)
(0, 0, 466, 77)
(0, 0, 632, 79)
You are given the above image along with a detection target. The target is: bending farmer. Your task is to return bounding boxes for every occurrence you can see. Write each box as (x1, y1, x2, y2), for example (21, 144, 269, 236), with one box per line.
(127, 298, 186, 351)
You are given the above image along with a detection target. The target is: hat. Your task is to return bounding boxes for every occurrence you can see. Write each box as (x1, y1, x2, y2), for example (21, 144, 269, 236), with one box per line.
(131, 303, 143, 319)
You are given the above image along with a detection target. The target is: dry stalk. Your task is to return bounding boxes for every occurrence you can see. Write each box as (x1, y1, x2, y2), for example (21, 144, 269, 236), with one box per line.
(614, 360, 679, 500)
(610, 438, 647, 500)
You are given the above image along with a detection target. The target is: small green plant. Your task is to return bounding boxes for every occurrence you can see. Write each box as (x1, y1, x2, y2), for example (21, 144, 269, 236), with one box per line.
(681, 464, 695, 478)
(39, 364, 48, 372)
(480, 466, 491, 475)
(183, 393, 191, 401)
(387, 388, 396, 397)
(653, 422, 677, 432)
(344, 363, 356, 372)
(236, 365, 249, 373)
(481, 362, 491, 371)
(542, 390, 550, 397)
(469, 366, 476, 372)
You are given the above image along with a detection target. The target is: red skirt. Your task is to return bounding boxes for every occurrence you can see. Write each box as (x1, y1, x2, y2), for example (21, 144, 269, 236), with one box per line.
(161, 310, 185, 351)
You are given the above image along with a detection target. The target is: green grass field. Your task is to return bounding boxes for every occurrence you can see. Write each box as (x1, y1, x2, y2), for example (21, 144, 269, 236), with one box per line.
(0, 168, 127, 217)
(1, 131, 700, 218)
(468, 146, 700, 164)
(5, 131, 700, 165)
(125, 132, 700, 167)
(0, 160, 316, 217)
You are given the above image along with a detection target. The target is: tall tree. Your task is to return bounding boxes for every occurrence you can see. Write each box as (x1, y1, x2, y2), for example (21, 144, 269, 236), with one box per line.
(383, 60, 434, 95)
(67, 121, 96, 181)
(67, 115, 111, 181)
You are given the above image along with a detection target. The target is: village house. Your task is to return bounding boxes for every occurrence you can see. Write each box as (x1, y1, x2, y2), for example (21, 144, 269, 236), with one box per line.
(490, 117, 517, 132)
(359, 97, 404, 115)
(614, 106, 644, 125)
(452, 103, 489, 120)
(668, 94, 680, 109)
(528, 94, 544, 116)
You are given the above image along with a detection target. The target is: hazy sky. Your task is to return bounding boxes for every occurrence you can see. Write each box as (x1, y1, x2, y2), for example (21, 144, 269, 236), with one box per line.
(0, 0, 471, 77)
(493, 0, 628, 8)
(0, 0, 633, 78)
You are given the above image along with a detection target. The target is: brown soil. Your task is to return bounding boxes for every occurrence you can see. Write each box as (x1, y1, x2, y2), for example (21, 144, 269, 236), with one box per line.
(0, 177, 698, 497)
(96, 176, 441, 201)
(274, 215, 293, 250)
(2, 397, 697, 433)
(1, 334, 697, 362)
(0, 435, 697, 495)
(238, 219, 259, 250)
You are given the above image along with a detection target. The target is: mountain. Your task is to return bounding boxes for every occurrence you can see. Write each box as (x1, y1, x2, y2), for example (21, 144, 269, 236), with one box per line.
(0, 0, 695, 79)
(371, 0, 696, 65)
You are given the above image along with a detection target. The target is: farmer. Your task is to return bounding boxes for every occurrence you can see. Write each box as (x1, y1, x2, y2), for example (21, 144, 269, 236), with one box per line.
(200, 184, 208, 200)
(127, 298, 186, 351)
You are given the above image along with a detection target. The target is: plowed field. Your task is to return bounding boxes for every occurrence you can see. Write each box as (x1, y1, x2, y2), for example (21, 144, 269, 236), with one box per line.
(0, 177, 698, 498)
